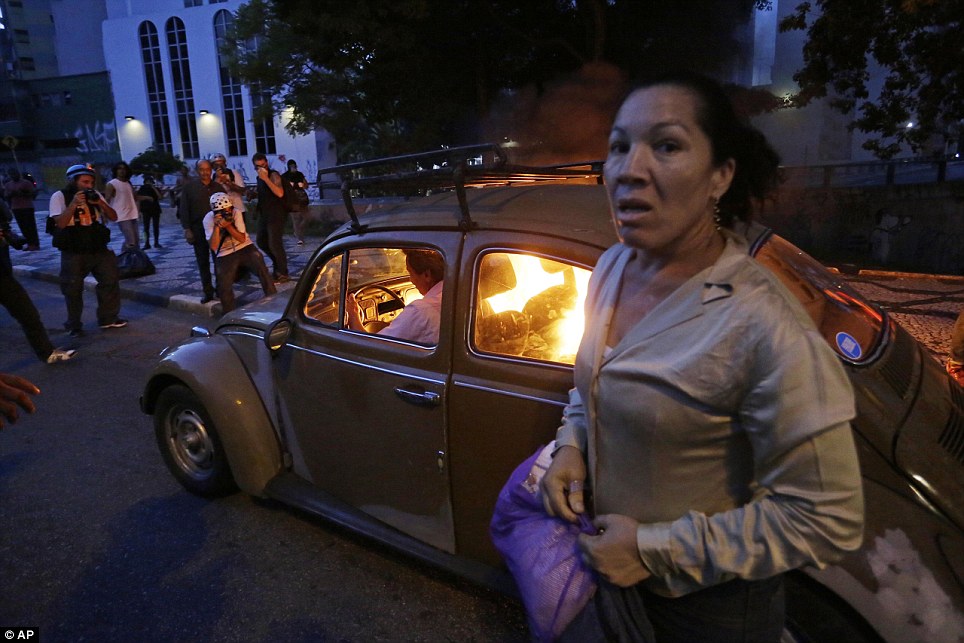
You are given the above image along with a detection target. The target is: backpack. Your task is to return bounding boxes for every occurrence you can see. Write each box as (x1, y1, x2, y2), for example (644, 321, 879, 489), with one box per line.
(282, 177, 309, 212)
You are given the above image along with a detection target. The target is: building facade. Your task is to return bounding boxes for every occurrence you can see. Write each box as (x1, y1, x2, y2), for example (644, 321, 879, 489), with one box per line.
(103, 0, 332, 185)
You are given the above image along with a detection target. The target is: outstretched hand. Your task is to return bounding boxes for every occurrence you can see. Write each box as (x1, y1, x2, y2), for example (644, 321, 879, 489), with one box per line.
(0, 373, 40, 430)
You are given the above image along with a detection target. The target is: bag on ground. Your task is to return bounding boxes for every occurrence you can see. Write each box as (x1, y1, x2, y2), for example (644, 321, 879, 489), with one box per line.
(116, 246, 156, 279)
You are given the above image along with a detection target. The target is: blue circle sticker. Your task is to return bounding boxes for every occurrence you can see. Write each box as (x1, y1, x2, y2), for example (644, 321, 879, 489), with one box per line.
(835, 332, 862, 360)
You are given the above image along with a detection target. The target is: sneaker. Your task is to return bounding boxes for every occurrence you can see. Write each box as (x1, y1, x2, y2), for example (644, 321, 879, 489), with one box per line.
(143, 243, 151, 250)
(99, 318, 129, 329)
(67, 328, 84, 338)
(154, 242, 163, 248)
(200, 293, 216, 304)
(275, 274, 291, 284)
(46, 348, 76, 364)
(296, 239, 305, 245)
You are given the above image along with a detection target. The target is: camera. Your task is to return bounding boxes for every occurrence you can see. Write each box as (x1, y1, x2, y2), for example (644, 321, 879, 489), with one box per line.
(217, 167, 232, 177)
(83, 188, 100, 203)
(216, 209, 234, 222)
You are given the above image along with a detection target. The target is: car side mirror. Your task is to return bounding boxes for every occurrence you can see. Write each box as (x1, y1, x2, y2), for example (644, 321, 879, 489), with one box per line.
(265, 318, 292, 353)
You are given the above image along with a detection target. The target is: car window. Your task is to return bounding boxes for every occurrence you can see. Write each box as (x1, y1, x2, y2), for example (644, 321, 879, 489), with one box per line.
(754, 234, 885, 363)
(473, 252, 591, 365)
(303, 252, 344, 325)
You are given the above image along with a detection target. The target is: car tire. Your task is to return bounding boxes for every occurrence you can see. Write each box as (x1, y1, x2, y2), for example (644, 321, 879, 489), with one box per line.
(154, 384, 237, 497)
(782, 571, 883, 643)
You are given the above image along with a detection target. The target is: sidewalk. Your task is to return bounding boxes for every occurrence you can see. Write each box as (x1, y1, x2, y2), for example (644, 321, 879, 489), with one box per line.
(10, 208, 324, 317)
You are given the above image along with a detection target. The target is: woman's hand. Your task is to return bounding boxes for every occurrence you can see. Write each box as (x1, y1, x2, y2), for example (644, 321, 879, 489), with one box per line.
(540, 445, 587, 522)
(579, 514, 652, 587)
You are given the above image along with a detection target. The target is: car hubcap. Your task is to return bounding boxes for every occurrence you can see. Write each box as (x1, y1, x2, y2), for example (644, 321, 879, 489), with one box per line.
(167, 408, 215, 480)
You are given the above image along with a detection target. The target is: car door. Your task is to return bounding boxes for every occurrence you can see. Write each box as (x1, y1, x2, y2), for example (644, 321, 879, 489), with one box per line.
(270, 234, 460, 553)
(447, 231, 602, 564)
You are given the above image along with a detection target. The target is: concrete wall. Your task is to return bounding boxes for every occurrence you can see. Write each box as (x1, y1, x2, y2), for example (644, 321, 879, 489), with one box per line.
(761, 180, 964, 275)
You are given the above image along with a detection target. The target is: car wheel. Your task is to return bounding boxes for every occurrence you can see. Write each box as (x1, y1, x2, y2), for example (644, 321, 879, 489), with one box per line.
(154, 384, 237, 497)
(781, 571, 883, 643)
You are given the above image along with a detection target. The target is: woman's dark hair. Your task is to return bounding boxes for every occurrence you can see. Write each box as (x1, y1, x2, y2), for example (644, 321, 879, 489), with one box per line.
(628, 71, 781, 226)
(111, 161, 131, 179)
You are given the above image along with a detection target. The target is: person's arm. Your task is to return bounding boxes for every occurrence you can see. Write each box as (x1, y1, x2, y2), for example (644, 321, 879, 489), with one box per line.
(104, 182, 117, 203)
(345, 294, 365, 331)
(0, 373, 39, 431)
(257, 167, 284, 198)
(541, 387, 589, 522)
(218, 170, 244, 195)
(95, 193, 117, 222)
(52, 191, 82, 229)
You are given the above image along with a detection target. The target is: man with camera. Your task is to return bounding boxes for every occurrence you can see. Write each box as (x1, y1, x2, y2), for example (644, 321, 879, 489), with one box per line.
(178, 159, 224, 303)
(211, 153, 247, 219)
(48, 163, 126, 337)
(203, 193, 276, 313)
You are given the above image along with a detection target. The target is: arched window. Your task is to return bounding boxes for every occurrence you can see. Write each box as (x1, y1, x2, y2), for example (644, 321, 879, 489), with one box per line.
(165, 17, 199, 158)
(247, 34, 276, 155)
(137, 21, 172, 153)
(213, 10, 246, 157)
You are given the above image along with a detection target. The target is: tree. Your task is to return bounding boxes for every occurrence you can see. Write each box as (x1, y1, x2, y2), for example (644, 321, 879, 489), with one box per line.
(225, 0, 772, 162)
(780, 0, 964, 159)
(129, 147, 187, 177)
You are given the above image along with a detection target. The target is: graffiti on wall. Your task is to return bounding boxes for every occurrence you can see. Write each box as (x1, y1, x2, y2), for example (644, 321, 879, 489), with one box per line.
(69, 121, 118, 154)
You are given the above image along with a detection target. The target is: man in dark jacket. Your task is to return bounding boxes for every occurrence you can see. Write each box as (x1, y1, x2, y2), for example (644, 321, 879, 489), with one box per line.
(252, 153, 288, 282)
(177, 159, 225, 303)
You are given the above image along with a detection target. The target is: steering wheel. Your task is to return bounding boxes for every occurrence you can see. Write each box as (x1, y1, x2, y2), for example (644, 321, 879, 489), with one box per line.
(353, 285, 405, 324)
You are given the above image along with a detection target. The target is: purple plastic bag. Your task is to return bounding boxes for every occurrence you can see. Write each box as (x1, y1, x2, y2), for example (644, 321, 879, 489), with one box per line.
(490, 444, 597, 641)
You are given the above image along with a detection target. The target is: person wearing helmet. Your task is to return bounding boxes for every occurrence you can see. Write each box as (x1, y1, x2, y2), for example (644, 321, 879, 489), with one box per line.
(47, 163, 126, 337)
(203, 192, 276, 313)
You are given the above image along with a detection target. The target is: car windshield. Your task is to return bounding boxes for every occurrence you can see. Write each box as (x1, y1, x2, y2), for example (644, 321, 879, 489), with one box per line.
(754, 234, 886, 363)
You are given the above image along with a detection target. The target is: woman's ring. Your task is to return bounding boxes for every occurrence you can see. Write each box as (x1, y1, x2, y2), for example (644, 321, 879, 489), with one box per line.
(569, 480, 584, 494)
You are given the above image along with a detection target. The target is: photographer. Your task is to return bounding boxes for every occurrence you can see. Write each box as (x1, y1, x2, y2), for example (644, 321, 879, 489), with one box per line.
(203, 193, 275, 313)
(48, 163, 127, 337)
(211, 153, 247, 221)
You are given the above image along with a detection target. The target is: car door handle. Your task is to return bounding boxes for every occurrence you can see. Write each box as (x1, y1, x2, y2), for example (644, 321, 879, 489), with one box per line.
(394, 386, 441, 407)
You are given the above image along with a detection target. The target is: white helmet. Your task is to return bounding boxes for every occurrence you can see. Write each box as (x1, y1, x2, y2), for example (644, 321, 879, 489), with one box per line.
(209, 193, 232, 211)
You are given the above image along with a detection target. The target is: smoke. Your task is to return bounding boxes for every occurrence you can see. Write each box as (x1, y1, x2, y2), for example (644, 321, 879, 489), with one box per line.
(482, 62, 628, 166)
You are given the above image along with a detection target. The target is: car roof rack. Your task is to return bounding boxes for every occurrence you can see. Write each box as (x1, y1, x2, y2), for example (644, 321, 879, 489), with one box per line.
(317, 143, 603, 231)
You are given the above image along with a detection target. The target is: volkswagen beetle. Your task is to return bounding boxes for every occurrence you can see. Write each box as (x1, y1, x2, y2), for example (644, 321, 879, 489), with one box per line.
(142, 150, 963, 642)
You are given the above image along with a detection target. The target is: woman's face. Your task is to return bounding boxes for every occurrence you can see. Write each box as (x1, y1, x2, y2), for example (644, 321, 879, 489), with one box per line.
(603, 85, 734, 256)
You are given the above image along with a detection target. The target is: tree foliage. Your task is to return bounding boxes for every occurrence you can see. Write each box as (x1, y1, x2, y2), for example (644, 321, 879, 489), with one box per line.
(129, 147, 187, 177)
(781, 0, 964, 159)
(225, 0, 772, 162)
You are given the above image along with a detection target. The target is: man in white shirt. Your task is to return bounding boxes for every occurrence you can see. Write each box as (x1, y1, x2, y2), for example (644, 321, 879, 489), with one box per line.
(104, 161, 140, 251)
(346, 248, 444, 345)
(203, 193, 275, 313)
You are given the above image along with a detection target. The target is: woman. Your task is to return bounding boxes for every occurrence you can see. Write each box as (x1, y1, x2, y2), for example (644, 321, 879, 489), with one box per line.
(137, 174, 163, 249)
(541, 72, 864, 641)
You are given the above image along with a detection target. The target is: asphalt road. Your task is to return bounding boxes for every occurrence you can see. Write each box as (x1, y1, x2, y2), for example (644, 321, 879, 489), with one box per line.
(0, 280, 527, 643)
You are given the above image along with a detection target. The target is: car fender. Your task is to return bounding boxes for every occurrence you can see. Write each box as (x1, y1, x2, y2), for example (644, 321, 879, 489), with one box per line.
(141, 336, 283, 496)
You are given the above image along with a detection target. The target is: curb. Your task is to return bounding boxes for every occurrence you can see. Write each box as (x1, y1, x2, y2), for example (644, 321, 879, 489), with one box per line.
(11, 264, 298, 318)
(826, 265, 964, 283)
